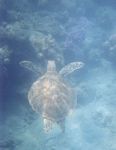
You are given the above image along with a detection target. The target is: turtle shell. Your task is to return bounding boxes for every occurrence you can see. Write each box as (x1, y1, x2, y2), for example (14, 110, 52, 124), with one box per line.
(28, 71, 74, 123)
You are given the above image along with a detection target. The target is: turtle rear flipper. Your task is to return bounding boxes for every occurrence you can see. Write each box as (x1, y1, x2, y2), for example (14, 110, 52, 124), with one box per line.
(19, 60, 41, 75)
(59, 61, 84, 77)
(43, 118, 53, 133)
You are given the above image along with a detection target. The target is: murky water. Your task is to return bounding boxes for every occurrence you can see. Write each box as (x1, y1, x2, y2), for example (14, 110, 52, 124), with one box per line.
(0, 0, 116, 149)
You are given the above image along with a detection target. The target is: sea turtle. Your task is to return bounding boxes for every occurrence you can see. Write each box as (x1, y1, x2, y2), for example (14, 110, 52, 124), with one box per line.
(19, 60, 84, 132)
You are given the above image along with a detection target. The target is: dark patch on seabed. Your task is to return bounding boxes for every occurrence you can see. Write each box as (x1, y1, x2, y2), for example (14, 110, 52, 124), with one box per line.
(0, 0, 116, 150)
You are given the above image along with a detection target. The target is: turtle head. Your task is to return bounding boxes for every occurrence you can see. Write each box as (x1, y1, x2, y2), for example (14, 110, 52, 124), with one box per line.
(47, 60, 57, 73)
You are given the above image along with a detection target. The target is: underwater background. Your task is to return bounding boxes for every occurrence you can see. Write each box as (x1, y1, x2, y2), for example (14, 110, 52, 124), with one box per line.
(0, 0, 116, 149)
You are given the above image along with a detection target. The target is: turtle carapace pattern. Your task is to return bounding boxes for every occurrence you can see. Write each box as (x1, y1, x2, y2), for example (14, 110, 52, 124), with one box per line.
(27, 60, 84, 133)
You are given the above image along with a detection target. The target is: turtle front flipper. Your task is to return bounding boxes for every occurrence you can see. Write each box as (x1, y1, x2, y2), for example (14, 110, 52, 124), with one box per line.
(19, 60, 41, 75)
(59, 61, 84, 77)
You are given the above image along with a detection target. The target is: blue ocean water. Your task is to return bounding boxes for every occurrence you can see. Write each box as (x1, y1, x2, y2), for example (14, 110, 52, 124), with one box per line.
(0, 0, 116, 149)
